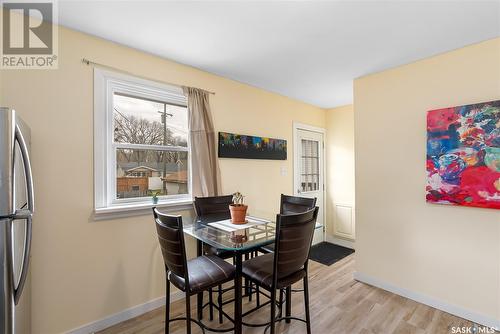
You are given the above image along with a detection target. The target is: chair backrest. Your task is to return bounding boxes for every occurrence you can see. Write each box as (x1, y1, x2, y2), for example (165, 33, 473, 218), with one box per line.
(280, 194, 317, 215)
(194, 195, 233, 216)
(153, 208, 188, 282)
(273, 207, 319, 282)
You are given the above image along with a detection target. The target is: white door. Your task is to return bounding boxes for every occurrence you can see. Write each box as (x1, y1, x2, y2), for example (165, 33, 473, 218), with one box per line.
(294, 126, 325, 245)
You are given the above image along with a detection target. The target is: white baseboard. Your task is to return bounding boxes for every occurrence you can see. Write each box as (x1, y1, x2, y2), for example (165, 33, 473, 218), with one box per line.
(353, 271, 500, 329)
(325, 234, 355, 249)
(66, 291, 184, 334)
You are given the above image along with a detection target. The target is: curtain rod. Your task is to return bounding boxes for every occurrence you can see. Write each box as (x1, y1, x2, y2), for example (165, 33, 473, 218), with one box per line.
(81, 58, 216, 95)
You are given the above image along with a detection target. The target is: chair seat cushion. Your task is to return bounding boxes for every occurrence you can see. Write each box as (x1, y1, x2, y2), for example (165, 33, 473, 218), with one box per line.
(169, 255, 235, 293)
(242, 253, 305, 289)
(204, 244, 234, 259)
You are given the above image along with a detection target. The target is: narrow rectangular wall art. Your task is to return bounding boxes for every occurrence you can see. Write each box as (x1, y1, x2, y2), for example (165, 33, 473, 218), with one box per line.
(426, 100, 499, 209)
(218, 132, 287, 160)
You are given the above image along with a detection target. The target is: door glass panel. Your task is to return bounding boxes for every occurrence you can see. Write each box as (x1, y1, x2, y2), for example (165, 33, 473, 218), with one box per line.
(300, 139, 319, 193)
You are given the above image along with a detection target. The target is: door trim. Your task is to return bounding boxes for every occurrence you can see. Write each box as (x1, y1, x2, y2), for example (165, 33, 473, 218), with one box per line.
(293, 122, 326, 240)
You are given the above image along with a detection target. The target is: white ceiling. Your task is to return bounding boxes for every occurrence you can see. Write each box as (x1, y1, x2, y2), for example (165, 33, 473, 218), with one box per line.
(58, 1, 500, 108)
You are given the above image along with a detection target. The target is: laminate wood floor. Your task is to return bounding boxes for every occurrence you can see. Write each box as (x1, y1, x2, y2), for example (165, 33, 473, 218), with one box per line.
(98, 255, 476, 334)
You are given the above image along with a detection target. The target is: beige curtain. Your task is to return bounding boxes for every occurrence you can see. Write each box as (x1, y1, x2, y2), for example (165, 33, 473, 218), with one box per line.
(182, 87, 221, 197)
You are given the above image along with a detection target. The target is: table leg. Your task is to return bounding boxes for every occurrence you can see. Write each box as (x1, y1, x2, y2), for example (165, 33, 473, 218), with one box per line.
(197, 240, 203, 320)
(234, 252, 243, 334)
(285, 286, 291, 323)
(244, 252, 250, 300)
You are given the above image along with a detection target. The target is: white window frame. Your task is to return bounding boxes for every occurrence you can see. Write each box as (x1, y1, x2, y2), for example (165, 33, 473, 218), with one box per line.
(93, 68, 193, 218)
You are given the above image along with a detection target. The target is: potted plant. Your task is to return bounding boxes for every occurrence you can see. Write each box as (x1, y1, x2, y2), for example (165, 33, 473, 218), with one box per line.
(229, 192, 248, 224)
(149, 190, 160, 204)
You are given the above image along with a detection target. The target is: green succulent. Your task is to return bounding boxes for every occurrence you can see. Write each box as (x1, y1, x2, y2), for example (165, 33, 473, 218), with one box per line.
(232, 192, 244, 205)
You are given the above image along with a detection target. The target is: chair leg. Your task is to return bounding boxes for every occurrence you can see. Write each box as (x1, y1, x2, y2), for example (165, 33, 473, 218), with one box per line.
(256, 284, 260, 307)
(270, 288, 276, 334)
(218, 284, 223, 324)
(165, 280, 170, 334)
(278, 289, 284, 318)
(197, 292, 203, 320)
(196, 240, 203, 322)
(285, 286, 291, 323)
(209, 288, 214, 321)
(186, 294, 192, 334)
(249, 281, 253, 302)
(303, 276, 311, 334)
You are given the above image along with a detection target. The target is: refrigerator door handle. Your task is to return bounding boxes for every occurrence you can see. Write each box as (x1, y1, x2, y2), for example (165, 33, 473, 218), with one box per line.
(14, 123, 34, 213)
(12, 123, 34, 305)
(13, 215, 32, 305)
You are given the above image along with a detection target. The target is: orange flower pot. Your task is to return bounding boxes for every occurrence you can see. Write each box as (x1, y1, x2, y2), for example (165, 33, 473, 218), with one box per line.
(229, 204, 248, 224)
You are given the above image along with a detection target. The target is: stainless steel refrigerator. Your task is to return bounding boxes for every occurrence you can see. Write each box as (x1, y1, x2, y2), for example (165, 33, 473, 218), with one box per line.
(0, 107, 34, 334)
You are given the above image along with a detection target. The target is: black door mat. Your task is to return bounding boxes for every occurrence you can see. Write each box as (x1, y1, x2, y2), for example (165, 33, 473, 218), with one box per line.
(309, 242, 354, 266)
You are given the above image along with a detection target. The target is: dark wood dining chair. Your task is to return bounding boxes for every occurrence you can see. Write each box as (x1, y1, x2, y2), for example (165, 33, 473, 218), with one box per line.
(194, 195, 260, 317)
(194, 195, 234, 259)
(153, 208, 236, 334)
(280, 194, 318, 214)
(242, 207, 319, 334)
(194, 195, 233, 216)
(193, 195, 235, 323)
(257, 194, 317, 315)
(260, 194, 317, 254)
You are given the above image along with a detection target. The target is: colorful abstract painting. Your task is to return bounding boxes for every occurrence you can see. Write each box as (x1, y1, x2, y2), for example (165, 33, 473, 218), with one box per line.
(218, 132, 287, 160)
(426, 100, 500, 209)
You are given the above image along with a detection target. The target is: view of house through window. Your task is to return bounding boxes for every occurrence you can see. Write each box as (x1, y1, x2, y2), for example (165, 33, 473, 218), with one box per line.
(113, 93, 189, 200)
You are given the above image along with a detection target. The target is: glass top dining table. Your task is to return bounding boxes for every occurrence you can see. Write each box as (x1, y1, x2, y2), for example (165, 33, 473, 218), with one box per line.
(183, 212, 323, 334)
(184, 213, 275, 251)
(183, 213, 323, 251)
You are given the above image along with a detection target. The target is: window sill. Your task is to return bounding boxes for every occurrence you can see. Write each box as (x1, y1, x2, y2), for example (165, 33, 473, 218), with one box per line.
(93, 198, 194, 221)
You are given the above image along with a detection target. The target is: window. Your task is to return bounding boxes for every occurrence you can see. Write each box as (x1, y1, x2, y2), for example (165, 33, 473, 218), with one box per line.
(94, 69, 192, 216)
(300, 139, 319, 192)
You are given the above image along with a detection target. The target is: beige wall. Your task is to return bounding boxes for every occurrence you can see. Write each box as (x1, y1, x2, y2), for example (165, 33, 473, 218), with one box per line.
(354, 38, 500, 323)
(0, 25, 325, 333)
(325, 105, 355, 238)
